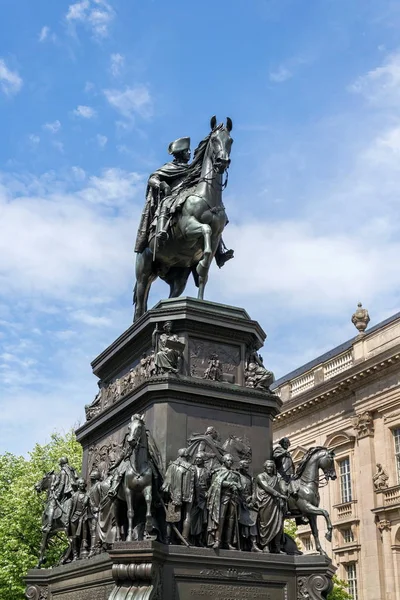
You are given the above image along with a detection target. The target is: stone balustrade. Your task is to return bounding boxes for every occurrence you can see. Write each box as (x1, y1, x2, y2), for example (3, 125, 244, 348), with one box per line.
(274, 349, 355, 401)
(382, 485, 400, 506)
(333, 500, 357, 522)
(324, 350, 353, 381)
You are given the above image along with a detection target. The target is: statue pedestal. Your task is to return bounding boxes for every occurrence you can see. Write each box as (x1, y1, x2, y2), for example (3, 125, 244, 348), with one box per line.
(76, 297, 281, 478)
(25, 541, 335, 599)
(25, 298, 336, 599)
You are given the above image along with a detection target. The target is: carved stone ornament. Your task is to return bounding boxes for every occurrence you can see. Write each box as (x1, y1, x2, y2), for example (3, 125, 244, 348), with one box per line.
(373, 463, 389, 490)
(297, 574, 333, 600)
(25, 585, 49, 600)
(112, 563, 161, 600)
(351, 302, 370, 335)
(377, 519, 391, 532)
(353, 411, 374, 438)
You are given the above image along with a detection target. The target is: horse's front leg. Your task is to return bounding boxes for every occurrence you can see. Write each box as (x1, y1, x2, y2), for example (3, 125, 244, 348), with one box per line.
(143, 482, 153, 537)
(134, 248, 157, 322)
(297, 499, 330, 555)
(36, 531, 49, 568)
(125, 488, 134, 542)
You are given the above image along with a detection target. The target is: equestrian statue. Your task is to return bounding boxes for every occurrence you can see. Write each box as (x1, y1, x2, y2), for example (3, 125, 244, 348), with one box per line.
(133, 115, 234, 321)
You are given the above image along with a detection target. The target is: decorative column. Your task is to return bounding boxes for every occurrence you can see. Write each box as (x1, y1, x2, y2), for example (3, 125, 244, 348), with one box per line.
(353, 411, 383, 600)
(376, 519, 397, 600)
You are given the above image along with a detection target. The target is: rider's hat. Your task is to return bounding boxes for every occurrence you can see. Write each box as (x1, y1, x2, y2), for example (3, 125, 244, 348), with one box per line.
(168, 136, 190, 155)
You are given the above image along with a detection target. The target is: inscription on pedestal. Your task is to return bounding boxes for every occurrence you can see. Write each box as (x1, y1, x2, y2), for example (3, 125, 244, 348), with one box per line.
(55, 586, 113, 600)
(178, 581, 285, 600)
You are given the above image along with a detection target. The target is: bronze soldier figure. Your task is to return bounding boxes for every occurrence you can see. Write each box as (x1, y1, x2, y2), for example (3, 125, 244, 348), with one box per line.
(272, 437, 298, 499)
(134, 135, 233, 266)
(68, 478, 90, 561)
(190, 452, 211, 546)
(207, 453, 241, 550)
(187, 426, 225, 471)
(87, 470, 103, 557)
(237, 460, 261, 552)
(161, 448, 195, 544)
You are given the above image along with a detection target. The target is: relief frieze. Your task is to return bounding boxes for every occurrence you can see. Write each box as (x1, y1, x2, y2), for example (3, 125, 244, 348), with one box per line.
(189, 338, 240, 382)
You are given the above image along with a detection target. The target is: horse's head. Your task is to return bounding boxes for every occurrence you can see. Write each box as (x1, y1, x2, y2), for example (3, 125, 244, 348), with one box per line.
(209, 115, 233, 174)
(127, 413, 145, 449)
(319, 449, 337, 481)
(35, 470, 55, 494)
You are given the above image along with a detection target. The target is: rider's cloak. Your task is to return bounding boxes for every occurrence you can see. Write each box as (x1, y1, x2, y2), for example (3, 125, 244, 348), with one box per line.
(134, 161, 190, 253)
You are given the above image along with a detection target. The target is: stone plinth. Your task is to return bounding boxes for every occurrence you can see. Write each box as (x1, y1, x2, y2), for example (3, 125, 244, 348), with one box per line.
(25, 541, 335, 600)
(76, 298, 281, 477)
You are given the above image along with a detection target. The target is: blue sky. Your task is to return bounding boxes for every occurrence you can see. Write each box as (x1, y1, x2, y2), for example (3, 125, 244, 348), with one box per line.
(2, 0, 400, 455)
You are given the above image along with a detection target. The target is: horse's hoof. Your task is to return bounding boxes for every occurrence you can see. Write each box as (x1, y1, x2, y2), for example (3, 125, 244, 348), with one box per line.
(325, 531, 332, 542)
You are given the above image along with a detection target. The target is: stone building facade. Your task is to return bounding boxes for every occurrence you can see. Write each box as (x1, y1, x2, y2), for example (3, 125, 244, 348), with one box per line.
(272, 309, 400, 600)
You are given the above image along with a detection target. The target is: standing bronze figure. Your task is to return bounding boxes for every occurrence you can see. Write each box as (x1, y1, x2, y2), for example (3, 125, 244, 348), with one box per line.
(133, 116, 234, 321)
(255, 460, 287, 553)
(206, 453, 241, 550)
(190, 452, 211, 546)
(161, 448, 194, 545)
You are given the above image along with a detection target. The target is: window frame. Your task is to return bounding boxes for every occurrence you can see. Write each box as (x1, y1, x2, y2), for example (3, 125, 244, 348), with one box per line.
(393, 427, 400, 484)
(345, 563, 358, 600)
(338, 456, 352, 503)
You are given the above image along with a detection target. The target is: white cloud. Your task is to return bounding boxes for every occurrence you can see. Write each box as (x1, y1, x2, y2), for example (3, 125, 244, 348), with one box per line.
(110, 53, 124, 77)
(350, 50, 400, 107)
(66, 0, 115, 39)
(96, 134, 108, 148)
(104, 85, 153, 121)
(44, 120, 61, 133)
(73, 104, 97, 118)
(28, 134, 40, 146)
(52, 140, 64, 153)
(84, 81, 94, 93)
(0, 58, 22, 96)
(39, 26, 50, 42)
(269, 66, 292, 83)
(0, 167, 143, 302)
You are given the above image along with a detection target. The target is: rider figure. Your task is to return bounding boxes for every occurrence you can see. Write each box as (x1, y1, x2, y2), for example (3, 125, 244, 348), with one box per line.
(44, 457, 78, 533)
(272, 438, 298, 499)
(134, 136, 233, 267)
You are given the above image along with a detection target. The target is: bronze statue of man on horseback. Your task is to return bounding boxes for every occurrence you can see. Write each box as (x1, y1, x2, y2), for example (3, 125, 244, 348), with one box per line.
(133, 116, 235, 321)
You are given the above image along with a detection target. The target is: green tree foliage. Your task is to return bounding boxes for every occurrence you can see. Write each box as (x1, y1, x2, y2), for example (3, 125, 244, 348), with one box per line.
(327, 576, 353, 600)
(0, 432, 82, 600)
(284, 518, 298, 540)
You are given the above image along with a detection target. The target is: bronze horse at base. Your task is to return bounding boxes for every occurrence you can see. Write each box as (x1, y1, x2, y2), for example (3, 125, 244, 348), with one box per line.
(113, 415, 163, 542)
(285, 447, 337, 555)
(134, 116, 233, 321)
(35, 471, 72, 568)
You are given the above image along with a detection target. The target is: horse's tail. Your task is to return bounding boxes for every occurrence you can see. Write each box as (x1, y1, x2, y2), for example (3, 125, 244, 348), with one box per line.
(133, 281, 137, 305)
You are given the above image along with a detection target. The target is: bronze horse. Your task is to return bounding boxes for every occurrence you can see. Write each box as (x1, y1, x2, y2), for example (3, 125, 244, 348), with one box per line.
(286, 447, 337, 555)
(35, 471, 72, 568)
(113, 415, 159, 542)
(134, 116, 233, 321)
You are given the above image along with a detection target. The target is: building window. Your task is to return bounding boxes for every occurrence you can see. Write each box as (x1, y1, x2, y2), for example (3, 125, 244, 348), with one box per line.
(394, 428, 400, 483)
(345, 563, 358, 600)
(339, 457, 352, 503)
(303, 536, 312, 551)
(343, 528, 354, 543)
